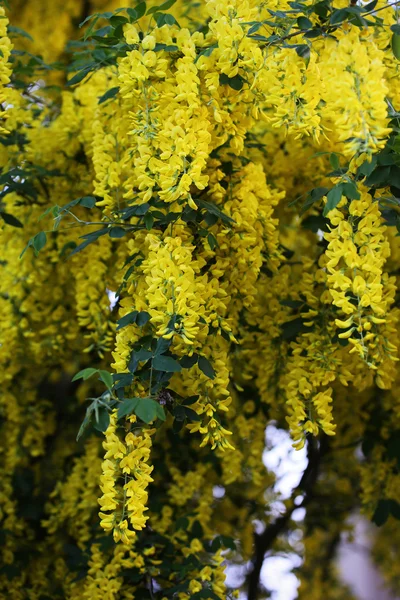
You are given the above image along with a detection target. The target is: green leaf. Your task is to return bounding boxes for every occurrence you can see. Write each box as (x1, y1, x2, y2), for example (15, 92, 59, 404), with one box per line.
(248, 22, 262, 35)
(67, 66, 93, 86)
(136, 2, 147, 18)
(197, 199, 235, 225)
(211, 535, 236, 552)
(20, 238, 33, 259)
(302, 215, 329, 233)
(281, 317, 307, 340)
(390, 166, 400, 189)
(372, 499, 391, 527)
(118, 397, 140, 419)
(207, 233, 217, 250)
(155, 13, 179, 27)
(0, 212, 23, 228)
(182, 395, 199, 406)
(154, 43, 179, 52)
(154, 336, 172, 355)
(363, 0, 377, 10)
(76, 408, 93, 441)
(342, 181, 360, 200)
(119, 203, 149, 219)
(72, 368, 98, 382)
(136, 311, 150, 326)
(297, 16, 312, 29)
(329, 153, 340, 170)
(33, 231, 47, 253)
(8, 25, 33, 41)
(365, 165, 390, 187)
(144, 213, 154, 230)
(391, 25, 400, 35)
(79, 196, 97, 208)
(135, 398, 160, 423)
(330, 8, 348, 24)
(147, 0, 177, 15)
(135, 348, 153, 361)
(198, 356, 215, 379)
(358, 156, 377, 177)
(79, 12, 101, 28)
(68, 227, 109, 257)
(184, 407, 201, 421)
(295, 44, 310, 59)
(323, 185, 343, 216)
(195, 44, 217, 63)
(109, 226, 126, 238)
(99, 370, 113, 390)
(38, 205, 60, 223)
(180, 354, 198, 369)
(117, 311, 138, 330)
(98, 86, 120, 104)
(127, 7, 138, 20)
(155, 403, 166, 421)
(81, 12, 113, 40)
(152, 355, 182, 372)
(93, 408, 110, 432)
(300, 186, 329, 214)
(219, 73, 244, 91)
(130, 2, 147, 20)
(392, 33, 400, 60)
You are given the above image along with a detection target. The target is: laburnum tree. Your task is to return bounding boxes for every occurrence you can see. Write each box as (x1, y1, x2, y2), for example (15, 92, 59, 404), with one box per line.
(2, 0, 400, 598)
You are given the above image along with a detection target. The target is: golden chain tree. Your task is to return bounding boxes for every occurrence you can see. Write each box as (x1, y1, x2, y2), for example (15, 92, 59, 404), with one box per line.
(2, 0, 400, 598)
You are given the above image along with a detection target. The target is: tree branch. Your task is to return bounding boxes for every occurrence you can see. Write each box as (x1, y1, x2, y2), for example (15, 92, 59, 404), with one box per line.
(247, 436, 323, 600)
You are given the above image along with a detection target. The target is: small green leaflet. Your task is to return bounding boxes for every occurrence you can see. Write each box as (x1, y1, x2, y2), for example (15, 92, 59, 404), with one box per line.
(8, 25, 33, 41)
(330, 8, 348, 24)
(297, 16, 312, 29)
(136, 398, 166, 423)
(67, 66, 94, 86)
(98, 86, 120, 104)
(342, 181, 360, 200)
(117, 310, 138, 330)
(68, 227, 109, 257)
(392, 34, 400, 61)
(152, 355, 182, 372)
(72, 368, 98, 382)
(329, 153, 340, 170)
(372, 499, 400, 527)
(154, 43, 179, 52)
(117, 397, 166, 423)
(76, 408, 93, 441)
(0, 212, 23, 228)
(197, 199, 235, 225)
(136, 311, 150, 326)
(323, 184, 343, 216)
(219, 73, 244, 91)
(128, 2, 147, 21)
(99, 370, 113, 390)
(198, 356, 215, 379)
(60, 196, 97, 213)
(33, 231, 47, 252)
(109, 226, 126, 238)
(72, 368, 113, 390)
(155, 13, 179, 27)
(93, 408, 110, 432)
(118, 397, 140, 419)
(195, 44, 217, 63)
(147, 0, 177, 15)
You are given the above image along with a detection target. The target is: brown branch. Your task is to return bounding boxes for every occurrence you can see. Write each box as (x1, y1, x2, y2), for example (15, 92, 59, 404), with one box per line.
(247, 436, 323, 600)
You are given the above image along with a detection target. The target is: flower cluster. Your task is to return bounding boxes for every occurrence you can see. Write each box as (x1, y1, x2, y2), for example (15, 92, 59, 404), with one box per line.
(99, 411, 154, 544)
